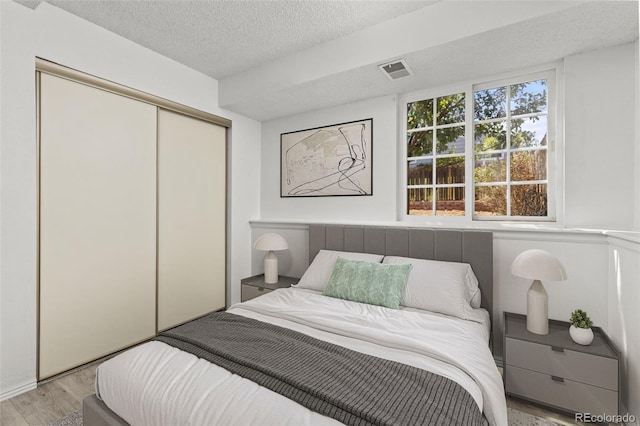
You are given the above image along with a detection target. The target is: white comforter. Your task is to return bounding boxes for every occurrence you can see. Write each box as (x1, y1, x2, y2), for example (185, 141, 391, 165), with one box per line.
(96, 288, 508, 426)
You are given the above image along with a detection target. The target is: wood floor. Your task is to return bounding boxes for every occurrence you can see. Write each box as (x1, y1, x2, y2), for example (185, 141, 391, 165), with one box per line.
(1, 363, 585, 426)
(1, 363, 96, 426)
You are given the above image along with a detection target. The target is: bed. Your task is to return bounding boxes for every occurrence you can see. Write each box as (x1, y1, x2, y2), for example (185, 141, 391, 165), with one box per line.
(83, 225, 508, 426)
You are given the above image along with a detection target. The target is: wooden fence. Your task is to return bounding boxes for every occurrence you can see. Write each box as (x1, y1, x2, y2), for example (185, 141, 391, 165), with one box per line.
(407, 164, 464, 202)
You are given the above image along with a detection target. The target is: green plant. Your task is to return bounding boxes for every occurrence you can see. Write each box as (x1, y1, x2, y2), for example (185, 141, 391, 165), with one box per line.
(569, 309, 593, 329)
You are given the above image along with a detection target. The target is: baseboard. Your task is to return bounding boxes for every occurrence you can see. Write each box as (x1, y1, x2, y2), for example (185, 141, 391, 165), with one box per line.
(0, 379, 37, 402)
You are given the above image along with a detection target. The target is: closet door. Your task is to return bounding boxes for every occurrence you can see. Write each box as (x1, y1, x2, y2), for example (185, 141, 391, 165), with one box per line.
(39, 74, 157, 379)
(157, 109, 226, 330)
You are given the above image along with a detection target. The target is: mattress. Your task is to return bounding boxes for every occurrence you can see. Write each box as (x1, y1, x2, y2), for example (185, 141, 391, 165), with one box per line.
(95, 288, 507, 425)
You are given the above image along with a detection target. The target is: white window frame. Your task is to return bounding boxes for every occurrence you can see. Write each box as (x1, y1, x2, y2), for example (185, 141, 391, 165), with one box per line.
(399, 65, 563, 225)
(405, 91, 466, 218)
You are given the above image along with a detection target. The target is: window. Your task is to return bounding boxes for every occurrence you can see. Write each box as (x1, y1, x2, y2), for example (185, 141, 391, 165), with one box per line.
(407, 93, 466, 216)
(474, 79, 549, 217)
(403, 70, 556, 222)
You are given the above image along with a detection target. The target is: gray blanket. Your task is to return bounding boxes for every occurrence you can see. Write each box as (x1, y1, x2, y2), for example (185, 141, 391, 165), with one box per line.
(155, 311, 487, 426)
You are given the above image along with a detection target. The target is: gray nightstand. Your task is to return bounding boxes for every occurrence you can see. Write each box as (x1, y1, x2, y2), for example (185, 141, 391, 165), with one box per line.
(503, 312, 620, 417)
(240, 274, 298, 302)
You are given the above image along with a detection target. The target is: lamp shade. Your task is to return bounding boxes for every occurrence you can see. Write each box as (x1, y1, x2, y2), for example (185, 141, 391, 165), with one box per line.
(254, 233, 288, 251)
(511, 249, 567, 282)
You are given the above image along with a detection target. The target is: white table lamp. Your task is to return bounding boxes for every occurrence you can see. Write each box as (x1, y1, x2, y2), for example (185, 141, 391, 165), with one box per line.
(511, 249, 567, 335)
(254, 233, 288, 284)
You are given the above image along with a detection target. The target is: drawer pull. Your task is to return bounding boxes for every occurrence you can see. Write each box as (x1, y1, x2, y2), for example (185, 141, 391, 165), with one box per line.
(551, 346, 565, 353)
(551, 375, 565, 383)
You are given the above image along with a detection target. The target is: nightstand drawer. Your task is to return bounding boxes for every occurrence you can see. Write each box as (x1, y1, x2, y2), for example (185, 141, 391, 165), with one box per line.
(241, 284, 272, 302)
(506, 365, 618, 415)
(506, 337, 618, 390)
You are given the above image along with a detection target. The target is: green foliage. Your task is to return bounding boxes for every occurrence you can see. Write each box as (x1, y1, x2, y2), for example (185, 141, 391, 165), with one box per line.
(407, 99, 433, 130)
(473, 80, 547, 120)
(407, 94, 465, 158)
(472, 80, 548, 217)
(407, 131, 432, 157)
(474, 80, 547, 152)
(569, 309, 593, 329)
(407, 80, 548, 217)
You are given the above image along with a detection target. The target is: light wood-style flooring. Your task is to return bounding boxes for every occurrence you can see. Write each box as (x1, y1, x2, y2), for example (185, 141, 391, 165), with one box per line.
(1, 363, 96, 426)
(1, 363, 585, 426)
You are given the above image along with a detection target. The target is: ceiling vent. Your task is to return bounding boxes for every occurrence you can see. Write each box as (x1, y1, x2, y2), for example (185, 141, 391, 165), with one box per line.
(378, 59, 413, 81)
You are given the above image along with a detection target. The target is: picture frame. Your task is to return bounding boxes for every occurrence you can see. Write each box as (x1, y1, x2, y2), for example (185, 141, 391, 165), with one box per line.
(280, 118, 373, 197)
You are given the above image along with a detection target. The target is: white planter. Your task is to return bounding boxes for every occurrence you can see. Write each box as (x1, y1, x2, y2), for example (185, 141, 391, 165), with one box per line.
(569, 325, 594, 345)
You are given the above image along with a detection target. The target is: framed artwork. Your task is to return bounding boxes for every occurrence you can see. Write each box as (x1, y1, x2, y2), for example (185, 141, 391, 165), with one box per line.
(281, 118, 373, 197)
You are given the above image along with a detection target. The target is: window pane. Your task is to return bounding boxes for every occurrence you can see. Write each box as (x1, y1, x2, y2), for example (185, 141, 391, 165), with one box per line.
(436, 126, 465, 154)
(407, 73, 552, 221)
(437, 93, 465, 125)
(511, 115, 548, 148)
(474, 86, 506, 121)
(407, 130, 433, 157)
(474, 121, 507, 152)
(436, 187, 465, 216)
(408, 159, 433, 185)
(510, 79, 547, 115)
(475, 186, 507, 216)
(436, 157, 465, 184)
(408, 188, 433, 215)
(511, 184, 547, 216)
(475, 154, 506, 183)
(510, 150, 547, 181)
(407, 99, 433, 129)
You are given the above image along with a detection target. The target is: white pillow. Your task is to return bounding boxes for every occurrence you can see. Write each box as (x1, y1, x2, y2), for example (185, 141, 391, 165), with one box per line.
(382, 256, 482, 322)
(294, 250, 384, 292)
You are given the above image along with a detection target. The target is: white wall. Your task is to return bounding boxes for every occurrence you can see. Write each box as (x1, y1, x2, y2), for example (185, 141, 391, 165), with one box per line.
(260, 95, 398, 221)
(253, 41, 639, 421)
(608, 235, 640, 423)
(0, 1, 261, 399)
(492, 231, 609, 353)
(635, 38, 640, 231)
(564, 42, 637, 230)
(260, 42, 638, 231)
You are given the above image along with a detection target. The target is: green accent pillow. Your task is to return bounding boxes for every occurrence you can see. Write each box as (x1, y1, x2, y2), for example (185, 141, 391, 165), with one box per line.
(323, 257, 411, 309)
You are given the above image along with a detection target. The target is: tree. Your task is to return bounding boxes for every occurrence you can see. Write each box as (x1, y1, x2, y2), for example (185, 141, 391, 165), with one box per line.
(474, 81, 547, 151)
(407, 93, 465, 157)
(406, 80, 548, 217)
(473, 80, 548, 216)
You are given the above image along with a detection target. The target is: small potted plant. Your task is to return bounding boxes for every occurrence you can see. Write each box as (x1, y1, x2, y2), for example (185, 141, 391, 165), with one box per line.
(569, 309, 594, 345)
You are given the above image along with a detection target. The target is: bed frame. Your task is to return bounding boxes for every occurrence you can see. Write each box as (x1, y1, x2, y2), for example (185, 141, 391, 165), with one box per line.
(83, 224, 494, 426)
(309, 224, 494, 322)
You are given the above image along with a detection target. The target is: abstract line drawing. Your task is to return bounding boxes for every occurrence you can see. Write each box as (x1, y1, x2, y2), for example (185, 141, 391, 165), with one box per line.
(281, 118, 372, 197)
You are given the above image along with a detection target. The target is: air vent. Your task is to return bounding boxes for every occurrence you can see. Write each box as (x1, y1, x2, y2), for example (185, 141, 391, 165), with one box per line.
(378, 59, 413, 81)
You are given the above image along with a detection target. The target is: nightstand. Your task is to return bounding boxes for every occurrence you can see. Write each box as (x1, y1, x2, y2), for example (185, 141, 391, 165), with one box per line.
(240, 274, 298, 302)
(503, 312, 620, 416)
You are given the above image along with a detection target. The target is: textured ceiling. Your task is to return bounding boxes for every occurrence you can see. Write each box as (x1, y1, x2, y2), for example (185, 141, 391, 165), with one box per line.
(46, 0, 436, 80)
(226, 1, 640, 120)
(33, 1, 640, 121)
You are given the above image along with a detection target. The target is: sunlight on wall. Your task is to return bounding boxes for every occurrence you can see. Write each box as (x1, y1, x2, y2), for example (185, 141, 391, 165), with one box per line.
(613, 249, 628, 355)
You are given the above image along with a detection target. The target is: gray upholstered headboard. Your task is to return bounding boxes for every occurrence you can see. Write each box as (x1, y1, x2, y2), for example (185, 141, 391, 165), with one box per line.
(308, 225, 494, 346)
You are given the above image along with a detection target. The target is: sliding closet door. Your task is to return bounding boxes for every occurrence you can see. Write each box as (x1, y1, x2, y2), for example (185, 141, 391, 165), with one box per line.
(39, 74, 157, 379)
(157, 109, 226, 330)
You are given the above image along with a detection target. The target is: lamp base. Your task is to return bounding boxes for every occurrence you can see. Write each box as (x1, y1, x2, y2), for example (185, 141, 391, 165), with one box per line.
(264, 251, 278, 284)
(527, 279, 549, 335)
